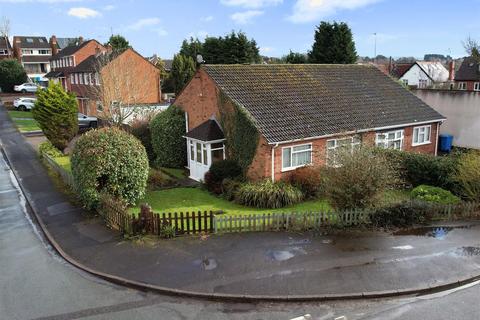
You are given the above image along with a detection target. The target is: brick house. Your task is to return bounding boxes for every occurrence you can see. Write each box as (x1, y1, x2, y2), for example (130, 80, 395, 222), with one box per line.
(45, 38, 107, 91)
(13, 36, 53, 82)
(175, 64, 445, 182)
(454, 57, 480, 92)
(0, 36, 12, 60)
(67, 48, 161, 116)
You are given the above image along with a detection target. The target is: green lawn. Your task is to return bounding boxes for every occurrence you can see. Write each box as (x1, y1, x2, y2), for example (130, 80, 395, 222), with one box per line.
(12, 119, 41, 132)
(53, 156, 71, 172)
(8, 110, 34, 119)
(131, 187, 332, 216)
(160, 167, 186, 179)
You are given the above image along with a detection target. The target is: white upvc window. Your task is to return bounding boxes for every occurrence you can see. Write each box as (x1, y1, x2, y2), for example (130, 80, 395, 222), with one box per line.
(458, 82, 467, 90)
(326, 136, 361, 167)
(74, 73, 79, 84)
(418, 79, 428, 88)
(84, 73, 89, 85)
(94, 73, 100, 85)
(474, 82, 480, 91)
(376, 130, 404, 150)
(412, 125, 431, 146)
(70, 74, 75, 84)
(282, 143, 312, 171)
(79, 73, 83, 84)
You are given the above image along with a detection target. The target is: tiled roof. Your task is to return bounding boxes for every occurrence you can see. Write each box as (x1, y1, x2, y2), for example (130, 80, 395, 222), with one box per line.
(391, 63, 414, 78)
(185, 119, 225, 142)
(415, 61, 449, 82)
(44, 70, 64, 78)
(203, 64, 445, 143)
(51, 40, 92, 59)
(57, 38, 78, 49)
(72, 55, 98, 72)
(455, 57, 480, 81)
(13, 36, 50, 49)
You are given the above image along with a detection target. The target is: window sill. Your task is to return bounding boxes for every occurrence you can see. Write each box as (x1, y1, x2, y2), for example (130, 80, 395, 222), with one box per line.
(412, 141, 431, 147)
(281, 165, 310, 173)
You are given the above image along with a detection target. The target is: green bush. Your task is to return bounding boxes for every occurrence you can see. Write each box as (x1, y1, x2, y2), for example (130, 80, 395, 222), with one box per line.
(71, 127, 149, 210)
(0, 59, 28, 92)
(221, 178, 243, 201)
(323, 147, 400, 211)
(130, 119, 155, 163)
(235, 180, 303, 209)
(370, 201, 434, 228)
(204, 160, 243, 194)
(411, 185, 460, 205)
(32, 82, 78, 150)
(377, 148, 458, 191)
(150, 105, 186, 168)
(38, 141, 63, 158)
(455, 151, 480, 201)
(285, 166, 323, 199)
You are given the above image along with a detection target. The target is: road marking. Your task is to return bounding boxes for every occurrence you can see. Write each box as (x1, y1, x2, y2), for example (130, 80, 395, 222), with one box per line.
(392, 245, 413, 250)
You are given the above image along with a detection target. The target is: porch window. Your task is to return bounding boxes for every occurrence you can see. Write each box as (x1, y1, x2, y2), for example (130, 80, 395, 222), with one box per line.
(202, 144, 208, 165)
(326, 136, 361, 167)
(190, 141, 194, 161)
(196, 142, 202, 164)
(376, 130, 404, 150)
(412, 125, 431, 146)
(211, 142, 225, 163)
(282, 143, 312, 171)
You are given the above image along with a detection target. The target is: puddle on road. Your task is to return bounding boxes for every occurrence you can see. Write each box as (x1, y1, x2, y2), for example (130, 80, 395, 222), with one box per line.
(193, 257, 218, 270)
(454, 246, 480, 257)
(393, 226, 470, 239)
(267, 247, 306, 262)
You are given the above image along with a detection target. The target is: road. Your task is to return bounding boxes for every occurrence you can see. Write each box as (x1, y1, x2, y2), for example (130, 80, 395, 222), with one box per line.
(1, 152, 480, 320)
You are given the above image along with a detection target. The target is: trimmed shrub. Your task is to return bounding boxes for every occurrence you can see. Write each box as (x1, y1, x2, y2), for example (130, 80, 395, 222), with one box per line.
(0, 59, 28, 92)
(285, 166, 323, 199)
(130, 119, 155, 163)
(455, 151, 480, 201)
(71, 127, 149, 210)
(377, 148, 458, 191)
(221, 178, 243, 201)
(411, 185, 461, 205)
(323, 147, 400, 211)
(204, 160, 243, 194)
(32, 82, 78, 150)
(235, 180, 303, 209)
(150, 105, 186, 168)
(38, 141, 63, 158)
(370, 201, 434, 228)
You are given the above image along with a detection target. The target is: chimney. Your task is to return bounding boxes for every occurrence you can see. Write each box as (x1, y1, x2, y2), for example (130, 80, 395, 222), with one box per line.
(50, 35, 58, 55)
(448, 60, 455, 81)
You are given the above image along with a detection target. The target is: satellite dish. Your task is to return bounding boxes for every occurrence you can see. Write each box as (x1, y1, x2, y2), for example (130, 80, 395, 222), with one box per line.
(196, 54, 205, 64)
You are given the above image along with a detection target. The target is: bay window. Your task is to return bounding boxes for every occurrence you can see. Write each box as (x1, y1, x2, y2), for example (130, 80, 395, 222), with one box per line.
(376, 130, 404, 150)
(282, 143, 312, 171)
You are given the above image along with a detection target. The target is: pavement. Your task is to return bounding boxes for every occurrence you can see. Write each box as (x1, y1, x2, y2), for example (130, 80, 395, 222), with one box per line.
(3, 148, 480, 320)
(1, 103, 480, 300)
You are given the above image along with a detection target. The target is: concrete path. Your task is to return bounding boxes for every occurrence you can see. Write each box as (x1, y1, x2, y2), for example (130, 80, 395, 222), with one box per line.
(1, 103, 480, 299)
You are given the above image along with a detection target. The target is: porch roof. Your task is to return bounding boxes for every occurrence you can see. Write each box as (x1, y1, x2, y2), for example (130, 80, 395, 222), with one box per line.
(185, 119, 224, 142)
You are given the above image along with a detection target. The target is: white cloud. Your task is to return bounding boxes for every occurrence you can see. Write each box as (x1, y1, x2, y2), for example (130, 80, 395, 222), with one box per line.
(260, 46, 274, 54)
(201, 15, 214, 22)
(127, 17, 161, 31)
(103, 4, 115, 11)
(221, 0, 282, 8)
(187, 30, 209, 40)
(230, 10, 263, 24)
(288, 0, 381, 23)
(156, 28, 168, 37)
(68, 7, 100, 19)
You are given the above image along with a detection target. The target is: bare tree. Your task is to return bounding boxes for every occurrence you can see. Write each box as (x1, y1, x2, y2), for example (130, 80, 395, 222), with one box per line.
(462, 36, 480, 57)
(0, 16, 10, 38)
(88, 51, 160, 127)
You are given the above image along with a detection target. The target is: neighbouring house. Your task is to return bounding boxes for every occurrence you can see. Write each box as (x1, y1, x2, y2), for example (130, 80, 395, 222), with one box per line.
(175, 64, 445, 182)
(45, 38, 106, 91)
(454, 56, 480, 92)
(0, 36, 12, 60)
(13, 36, 53, 83)
(395, 61, 449, 88)
(68, 47, 161, 116)
(55, 37, 81, 51)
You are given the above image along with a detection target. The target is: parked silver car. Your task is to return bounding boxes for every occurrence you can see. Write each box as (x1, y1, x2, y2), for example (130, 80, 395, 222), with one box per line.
(13, 97, 37, 111)
(78, 113, 98, 129)
(14, 83, 40, 93)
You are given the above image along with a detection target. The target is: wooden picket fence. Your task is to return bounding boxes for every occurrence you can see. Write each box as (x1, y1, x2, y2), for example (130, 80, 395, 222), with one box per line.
(214, 210, 370, 233)
(43, 154, 74, 186)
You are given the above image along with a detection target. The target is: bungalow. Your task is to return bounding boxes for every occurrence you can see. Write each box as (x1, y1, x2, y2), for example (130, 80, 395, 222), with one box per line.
(395, 61, 449, 88)
(175, 64, 445, 182)
(454, 56, 480, 92)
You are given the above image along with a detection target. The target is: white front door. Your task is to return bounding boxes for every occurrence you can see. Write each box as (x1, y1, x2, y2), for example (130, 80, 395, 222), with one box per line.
(188, 139, 210, 181)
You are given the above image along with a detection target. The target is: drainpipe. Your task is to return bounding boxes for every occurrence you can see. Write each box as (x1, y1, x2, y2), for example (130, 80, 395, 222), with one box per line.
(271, 143, 279, 182)
(435, 122, 440, 156)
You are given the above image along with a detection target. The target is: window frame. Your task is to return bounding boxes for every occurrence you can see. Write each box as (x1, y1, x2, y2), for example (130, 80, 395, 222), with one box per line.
(375, 129, 404, 150)
(412, 125, 432, 146)
(281, 143, 313, 172)
(326, 136, 361, 167)
(458, 82, 467, 90)
(474, 82, 480, 92)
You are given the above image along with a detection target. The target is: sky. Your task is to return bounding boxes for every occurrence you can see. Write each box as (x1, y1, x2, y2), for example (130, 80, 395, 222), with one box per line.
(1, 0, 479, 60)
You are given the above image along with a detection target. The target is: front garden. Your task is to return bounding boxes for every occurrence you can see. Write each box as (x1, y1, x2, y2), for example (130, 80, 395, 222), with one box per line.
(7, 110, 41, 133)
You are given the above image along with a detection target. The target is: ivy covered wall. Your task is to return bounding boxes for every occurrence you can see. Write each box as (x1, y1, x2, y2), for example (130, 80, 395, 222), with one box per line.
(218, 91, 259, 172)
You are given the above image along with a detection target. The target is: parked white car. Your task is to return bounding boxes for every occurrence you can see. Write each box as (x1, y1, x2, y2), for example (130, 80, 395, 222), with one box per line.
(13, 97, 37, 111)
(14, 83, 39, 93)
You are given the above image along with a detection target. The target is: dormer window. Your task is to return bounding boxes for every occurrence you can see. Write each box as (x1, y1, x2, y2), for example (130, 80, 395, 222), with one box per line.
(26, 38, 33, 43)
